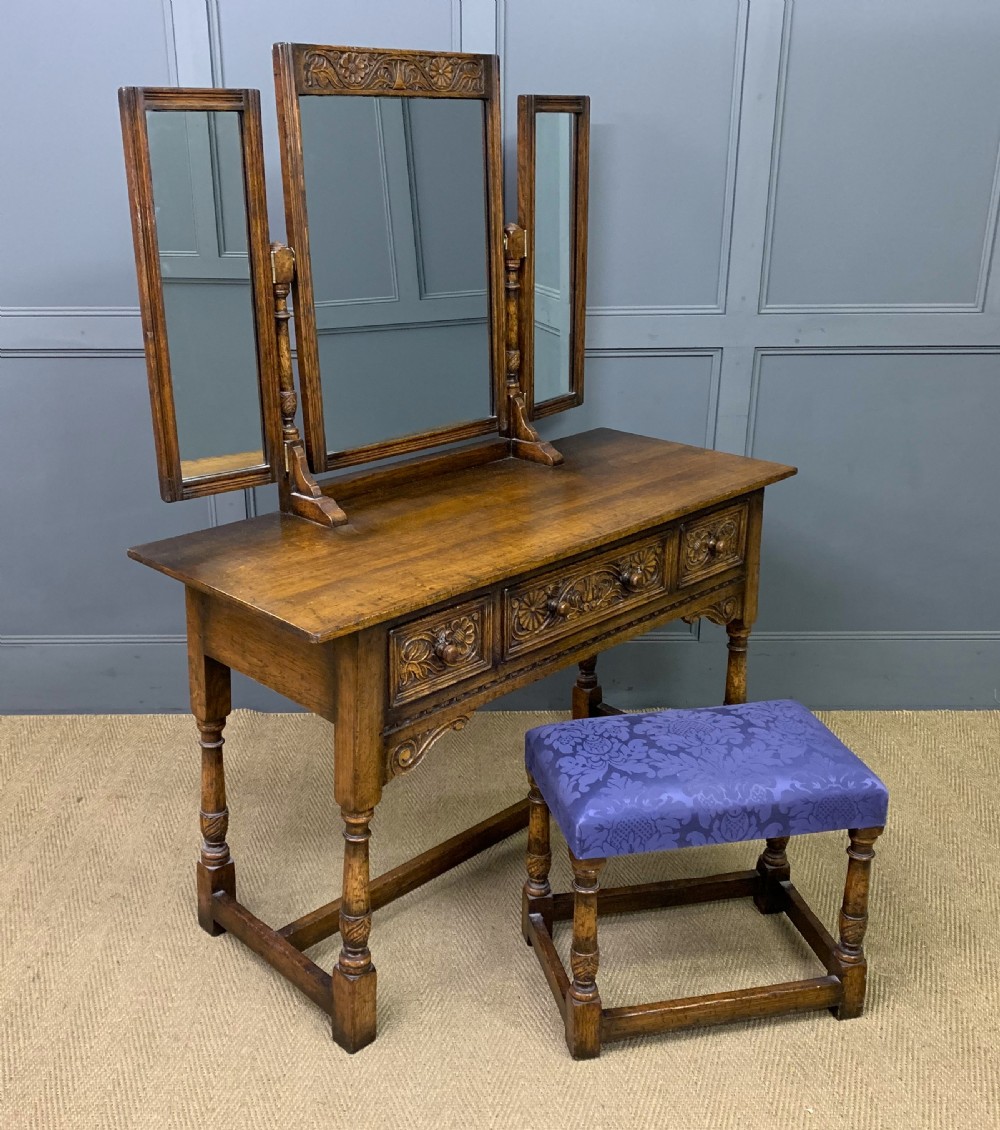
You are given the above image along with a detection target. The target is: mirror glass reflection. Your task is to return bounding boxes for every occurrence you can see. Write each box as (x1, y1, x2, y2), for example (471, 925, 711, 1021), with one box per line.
(298, 95, 491, 452)
(532, 112, 575, 404)
(145, 109, 265, 478)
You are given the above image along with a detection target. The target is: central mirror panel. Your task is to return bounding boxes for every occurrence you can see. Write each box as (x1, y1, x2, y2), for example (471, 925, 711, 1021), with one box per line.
(274, 44, 504, 472)
(298, 94, 491, 453)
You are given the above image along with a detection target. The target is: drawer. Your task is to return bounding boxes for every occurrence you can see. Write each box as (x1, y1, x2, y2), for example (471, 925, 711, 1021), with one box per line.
(677, 502, 748, 587)
(504, 536, 668, 658)
(389, 597, 494, 707)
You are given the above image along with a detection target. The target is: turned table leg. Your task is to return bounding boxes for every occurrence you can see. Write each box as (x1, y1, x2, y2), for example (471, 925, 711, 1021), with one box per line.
(724, 619, 750, 706)
(573, 656, 603, 719)
(331, 806, 378, 1051)
(523, 772, 553, 941)
(834, 826, 883, 1020)
(565, 853, 607, 1059)
(330, 628, 384, 1053)
(196, 707, 235, 935)
(187, 602, 235, 937)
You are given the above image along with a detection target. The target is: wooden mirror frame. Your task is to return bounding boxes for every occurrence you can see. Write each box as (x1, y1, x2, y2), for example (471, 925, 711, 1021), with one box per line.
(118, 87, 282, 501)
(517, 94, 590, 419)
(273, 43, 507, 474)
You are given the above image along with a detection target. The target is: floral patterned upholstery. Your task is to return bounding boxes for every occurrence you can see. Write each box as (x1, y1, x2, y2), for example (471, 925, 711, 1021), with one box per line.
(525, 700, 889, 860)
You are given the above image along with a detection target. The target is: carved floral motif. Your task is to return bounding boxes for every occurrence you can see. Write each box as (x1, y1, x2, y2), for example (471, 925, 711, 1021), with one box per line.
(682, 518, 740, 572)
(386, 715, 470, 779)
(508, 544, 663, 649)
(398, 615, 478, 683)
(301, 50, 485, 95)
(679, 505, 747, 584)
(511, 588, 552, 637)
(390, 604, 491, 705)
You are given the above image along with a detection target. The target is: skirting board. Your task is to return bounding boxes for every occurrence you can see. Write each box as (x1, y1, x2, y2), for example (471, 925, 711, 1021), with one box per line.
(1, 635, 998, 712)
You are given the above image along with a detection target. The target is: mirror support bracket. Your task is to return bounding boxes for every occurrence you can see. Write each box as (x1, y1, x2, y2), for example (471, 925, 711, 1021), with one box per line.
(271, 243, 349, 528)
(502, 224, 563, 467)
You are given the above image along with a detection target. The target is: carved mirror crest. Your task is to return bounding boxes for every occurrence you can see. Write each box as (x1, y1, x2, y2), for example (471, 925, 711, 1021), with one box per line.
(118, 87, 282, 500)
(273, 44, 507, 473)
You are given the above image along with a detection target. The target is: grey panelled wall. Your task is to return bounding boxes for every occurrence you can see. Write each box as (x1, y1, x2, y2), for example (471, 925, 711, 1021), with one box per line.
(0, 0, 459, 713)
(1, 0, 997, 711)
(505, 0, 1000, 710)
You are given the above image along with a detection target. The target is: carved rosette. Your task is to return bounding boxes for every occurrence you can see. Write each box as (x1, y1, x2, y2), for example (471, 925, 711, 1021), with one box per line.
(390, 602, 491, 705)
(301, 50, 485, 95)
(682, 594, 743, 628)
(508, 544, 663, 649)
(386, 715, 470, 780)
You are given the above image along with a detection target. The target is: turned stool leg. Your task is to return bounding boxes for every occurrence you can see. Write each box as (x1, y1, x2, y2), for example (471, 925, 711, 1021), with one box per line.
(834, 826, 883, 1020)
(523, 772, 553, 942)
(753, 836, 791, 914)
(565, 852, 607, 1059)
(331, 807, 378, 1052)
(573, 656, 603, 719)
(724, 620, 750, 705)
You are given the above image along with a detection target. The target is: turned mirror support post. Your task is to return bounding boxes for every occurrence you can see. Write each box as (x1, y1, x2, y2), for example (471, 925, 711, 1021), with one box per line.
(503, 224, 563, 467)
(271, 243, 348, 528)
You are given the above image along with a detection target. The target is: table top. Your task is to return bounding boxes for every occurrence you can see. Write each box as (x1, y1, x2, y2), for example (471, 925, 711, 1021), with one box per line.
(129, 429, 795, 643)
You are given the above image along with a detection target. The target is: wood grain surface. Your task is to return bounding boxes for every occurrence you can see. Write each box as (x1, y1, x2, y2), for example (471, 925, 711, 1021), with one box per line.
(129, 429, 794, 641)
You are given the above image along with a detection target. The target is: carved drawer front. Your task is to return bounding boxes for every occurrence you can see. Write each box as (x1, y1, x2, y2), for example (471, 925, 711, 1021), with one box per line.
(503, 536, 668, 658)
(677, 503, 748, 587)
(389, 598, 494, 707)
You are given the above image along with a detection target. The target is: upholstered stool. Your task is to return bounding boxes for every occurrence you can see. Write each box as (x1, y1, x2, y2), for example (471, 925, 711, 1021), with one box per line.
(522, 699, 888, 1058)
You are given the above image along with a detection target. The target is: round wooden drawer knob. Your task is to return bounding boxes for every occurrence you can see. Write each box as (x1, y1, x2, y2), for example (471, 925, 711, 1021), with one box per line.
(546, 597, 572, 618)
(621, 568, 645, 591)
(434, 637, 464, 665)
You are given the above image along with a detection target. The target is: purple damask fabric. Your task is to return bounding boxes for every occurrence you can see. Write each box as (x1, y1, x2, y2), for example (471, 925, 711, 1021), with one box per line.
(525, 700, 889, 859)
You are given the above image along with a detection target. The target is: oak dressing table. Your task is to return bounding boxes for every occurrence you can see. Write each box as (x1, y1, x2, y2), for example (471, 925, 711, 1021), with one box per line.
(119, 44, 795, 1052)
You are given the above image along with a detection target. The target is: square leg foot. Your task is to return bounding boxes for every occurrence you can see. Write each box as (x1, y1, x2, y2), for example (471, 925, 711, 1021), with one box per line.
(752, 880, 789, 916)
(832, 964, 867, 1020)
(196, 861, 235, 936)
(834, 1001, 865, 1021)
(331, 965, 378, 1053)
(564, 996, 602, 1059)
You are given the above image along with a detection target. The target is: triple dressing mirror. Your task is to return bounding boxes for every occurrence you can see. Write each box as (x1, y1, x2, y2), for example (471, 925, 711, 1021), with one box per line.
(119, 45, 591, 513)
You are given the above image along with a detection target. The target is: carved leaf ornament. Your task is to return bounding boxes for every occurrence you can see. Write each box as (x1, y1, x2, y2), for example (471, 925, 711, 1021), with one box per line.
(682, 595, 742, 627)
(302, 51, 485, 95)
(387, 715, 469, 778)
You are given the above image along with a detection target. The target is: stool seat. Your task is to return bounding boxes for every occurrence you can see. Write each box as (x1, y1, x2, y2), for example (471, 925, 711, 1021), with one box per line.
(526, 699, 889, 860)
